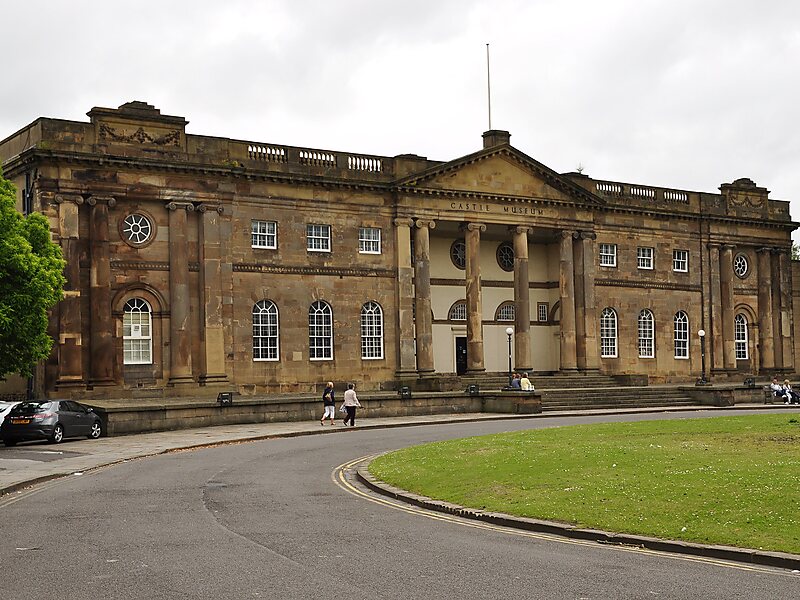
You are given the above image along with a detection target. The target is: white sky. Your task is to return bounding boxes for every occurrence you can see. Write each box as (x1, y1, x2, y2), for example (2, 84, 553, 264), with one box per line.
(2, 0, 799, 237)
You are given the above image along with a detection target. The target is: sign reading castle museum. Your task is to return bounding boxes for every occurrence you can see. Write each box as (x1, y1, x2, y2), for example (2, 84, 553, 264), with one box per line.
(442, 200, 554, 219)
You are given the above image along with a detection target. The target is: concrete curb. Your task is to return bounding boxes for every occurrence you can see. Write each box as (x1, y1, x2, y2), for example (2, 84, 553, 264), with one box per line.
(355, 466, 800, 572)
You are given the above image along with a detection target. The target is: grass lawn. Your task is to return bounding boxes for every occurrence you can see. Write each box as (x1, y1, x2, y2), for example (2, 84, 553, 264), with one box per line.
(369, 414, 800, 554)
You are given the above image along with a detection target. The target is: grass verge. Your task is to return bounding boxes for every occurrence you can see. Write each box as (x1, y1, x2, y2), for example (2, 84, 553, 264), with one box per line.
(369, 414, 800, 554)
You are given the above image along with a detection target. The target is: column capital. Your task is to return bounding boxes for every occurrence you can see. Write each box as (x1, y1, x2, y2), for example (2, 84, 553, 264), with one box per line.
(197, 203, 224, 215)
(414, 218, 436, 230)
(578, 230, 597, 241)
(393, 217, 414, 228)
(756, 247, 772, 255)
(166, 201, 195, 212)
(771, 247, 790, 256)
(462, 222, 486, 233)
(721, 244, 736, 252)
(510, 225, 531, 236)
(86, 195, 116, 208)
(560, 229, 575, 240)
(707, 242, 721, 250)
(54, 193, 84, 205)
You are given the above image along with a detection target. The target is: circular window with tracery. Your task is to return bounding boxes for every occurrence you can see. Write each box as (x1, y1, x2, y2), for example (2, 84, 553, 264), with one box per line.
(450, 239, 466, 270)
(122, 213, 153, 246)
(497, 242, 514, 272)
(733, 253, 749, 279)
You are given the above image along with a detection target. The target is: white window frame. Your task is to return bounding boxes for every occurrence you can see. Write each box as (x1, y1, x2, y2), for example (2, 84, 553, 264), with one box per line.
(123, 298, 153, 365)
(674, 311, 689, 359)
(735, 314, 748, 359)
(672, 249, 688, 273)
(599, 243, 617, 267)
(309, 301, 333, 360)
(600, 307, 618, 358)
(251, 220, 277, 249)
(496, 303, 515, 322)
(253, 300, 279, 361)
(638, 309, 655, 358)
(360, 301, 384, 359)
(358, 227, 382, 254)
(637, 247, 654, 270)
(537, 302, 549, 322)
(449, 301, 467, 321)
(307, 224, 331, 252)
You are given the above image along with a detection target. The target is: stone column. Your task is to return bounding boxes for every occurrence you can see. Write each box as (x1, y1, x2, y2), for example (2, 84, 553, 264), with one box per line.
(720, 244, 736, 370)
(88, 196, 116, 385)
(512, 226, 531, 371)
(578, 231, 599, 371)
(559, 230, 578, 371)
(167, 201, 195, 385)
(413, 219, 436, 375)
(197, 203, 228, 384)
(756, 247, 774, 371)
(394, 218, 417, 376)
(465, 222, 486, 373)
(775, 248, 794, 370)
(54, 194, 84, 388)
(707, 243, 723, 371)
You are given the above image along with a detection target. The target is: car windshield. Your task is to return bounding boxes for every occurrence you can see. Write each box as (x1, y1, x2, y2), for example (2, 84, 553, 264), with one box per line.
(11, 402, 53, 414)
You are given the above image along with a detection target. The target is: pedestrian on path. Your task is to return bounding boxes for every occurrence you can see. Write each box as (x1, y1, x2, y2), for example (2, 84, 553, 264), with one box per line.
(320, 381, 336, 425)
(342, 383, 361, 426)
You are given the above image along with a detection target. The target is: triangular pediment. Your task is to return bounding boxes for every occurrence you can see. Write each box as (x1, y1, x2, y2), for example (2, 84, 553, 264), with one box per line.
(394, 146, 604, 206)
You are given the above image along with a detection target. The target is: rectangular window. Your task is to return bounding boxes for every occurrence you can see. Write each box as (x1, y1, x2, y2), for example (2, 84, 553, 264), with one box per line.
(359, 227, 382, 254)
(637, 247, 654, 270)
(599, 244, 617, 267)
(673, 249, 688, 272)
(537, 303, 549, 322)
(251, 220, 277, 249)
(307, 224, 331, 252)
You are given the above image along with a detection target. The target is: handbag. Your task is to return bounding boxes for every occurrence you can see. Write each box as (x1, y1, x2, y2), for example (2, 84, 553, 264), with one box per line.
(339, 404, 347, 414)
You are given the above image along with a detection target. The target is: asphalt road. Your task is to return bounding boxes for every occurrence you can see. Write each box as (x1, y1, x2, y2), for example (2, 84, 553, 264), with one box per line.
(1, 410, 799, 599)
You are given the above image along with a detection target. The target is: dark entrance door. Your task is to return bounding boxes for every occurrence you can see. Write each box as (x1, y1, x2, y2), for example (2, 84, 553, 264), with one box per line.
(455, 337, 468, 375)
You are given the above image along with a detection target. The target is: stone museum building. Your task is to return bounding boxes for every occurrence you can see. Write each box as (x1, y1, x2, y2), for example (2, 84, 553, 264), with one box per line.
(0, 101, 797, 400)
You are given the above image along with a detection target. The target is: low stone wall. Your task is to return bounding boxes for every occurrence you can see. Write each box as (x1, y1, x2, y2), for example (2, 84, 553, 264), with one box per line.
(94, 390, 542, 436)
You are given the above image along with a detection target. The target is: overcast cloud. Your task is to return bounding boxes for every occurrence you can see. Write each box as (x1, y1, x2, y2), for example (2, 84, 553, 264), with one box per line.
(2, 0, 799, 236)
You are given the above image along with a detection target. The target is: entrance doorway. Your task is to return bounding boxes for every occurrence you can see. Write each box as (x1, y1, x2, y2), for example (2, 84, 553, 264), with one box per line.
(455, 337, 468, 375)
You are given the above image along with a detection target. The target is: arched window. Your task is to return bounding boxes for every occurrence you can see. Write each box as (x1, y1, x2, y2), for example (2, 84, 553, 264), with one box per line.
(735, 314, 748, 359)
(600, 308, 618, 358)
(123, 298, 152, 364)
(674, 311, 689, 359)
(361, 301, 384, 360)
(309, 301, 333, 360)
(450, 239, 466, 270)
(638, 309, 655, 358)
(495, 302, 515, 322)
(448, 301, 467, 321)
(253, 300, 279, 361)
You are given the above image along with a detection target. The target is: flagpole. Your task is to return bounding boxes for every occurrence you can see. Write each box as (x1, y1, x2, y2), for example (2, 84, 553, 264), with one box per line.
(486, 43, 492, 130)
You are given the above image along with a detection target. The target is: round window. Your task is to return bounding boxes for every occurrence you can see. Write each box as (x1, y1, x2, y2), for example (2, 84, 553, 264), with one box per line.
(122, 213, 153, 245)
(497, 242, 515, 272)
(733, 254, 749, 278)
(450, 239, 466, 270)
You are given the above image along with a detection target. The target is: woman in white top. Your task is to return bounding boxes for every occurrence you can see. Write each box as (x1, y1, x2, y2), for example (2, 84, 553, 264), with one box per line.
(341, 383, 362, 426)
(520, 373, 534, 392)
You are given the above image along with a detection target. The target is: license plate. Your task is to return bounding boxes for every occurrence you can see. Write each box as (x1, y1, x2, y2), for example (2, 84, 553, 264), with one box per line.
(10, 418, 30, 424)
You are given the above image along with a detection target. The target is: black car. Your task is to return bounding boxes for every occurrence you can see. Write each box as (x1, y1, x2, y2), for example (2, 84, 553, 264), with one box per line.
(0, 400, 102, 446)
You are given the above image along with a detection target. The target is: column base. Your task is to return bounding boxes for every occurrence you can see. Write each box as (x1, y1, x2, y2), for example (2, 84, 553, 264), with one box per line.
(416, 369, 436, 378)
(513, 366, 532, 373)
(198, 373, 229, 385)
(88, 378, 115, 387)
(168, 375, 196, 386)
(55, 378, 86, 390)
(466, 368, 486, 374)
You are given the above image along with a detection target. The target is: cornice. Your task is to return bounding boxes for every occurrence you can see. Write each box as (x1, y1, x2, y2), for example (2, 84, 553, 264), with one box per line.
(233, 264, 394, 278)
(596, 279, 701, 292)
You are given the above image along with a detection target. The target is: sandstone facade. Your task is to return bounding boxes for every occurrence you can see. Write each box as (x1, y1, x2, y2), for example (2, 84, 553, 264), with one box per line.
(0, 102, 796, 400)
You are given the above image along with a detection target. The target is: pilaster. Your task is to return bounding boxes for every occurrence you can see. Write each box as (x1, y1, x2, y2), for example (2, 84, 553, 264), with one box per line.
(167, 201, 195, 385)
(559, 230, 578, 371)
(394, 218, 417, 376)
(88, 195, 116, 386)
(464, 222, 486, 373)
(197, 203, 228, 385)
(413, 219, 436, 375)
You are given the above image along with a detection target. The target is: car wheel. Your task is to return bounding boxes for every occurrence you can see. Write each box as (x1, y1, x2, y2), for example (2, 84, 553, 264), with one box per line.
(3, 439, 16, 447)
(88, 421, 102, 439)
(49, 424, 64, 444)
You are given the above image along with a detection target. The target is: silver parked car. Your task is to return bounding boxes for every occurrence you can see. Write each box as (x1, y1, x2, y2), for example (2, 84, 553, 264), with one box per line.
(0, 400, 102, 446)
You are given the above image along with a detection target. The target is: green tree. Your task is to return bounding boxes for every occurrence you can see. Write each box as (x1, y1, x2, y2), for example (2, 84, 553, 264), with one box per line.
(0, 172, 66, 378)
(793, 242, 800, 261)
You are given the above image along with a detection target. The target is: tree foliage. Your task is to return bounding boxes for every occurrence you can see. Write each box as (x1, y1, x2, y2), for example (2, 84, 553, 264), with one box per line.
(0, 172, 66, 378)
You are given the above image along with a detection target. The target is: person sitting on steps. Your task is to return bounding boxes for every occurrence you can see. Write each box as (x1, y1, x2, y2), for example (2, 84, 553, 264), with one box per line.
(520, 372, 534, 392)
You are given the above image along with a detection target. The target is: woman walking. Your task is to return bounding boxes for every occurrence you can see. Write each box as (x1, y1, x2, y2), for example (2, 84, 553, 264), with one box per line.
(341, 383, 361, 426)
(320, 381, 336, 425)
